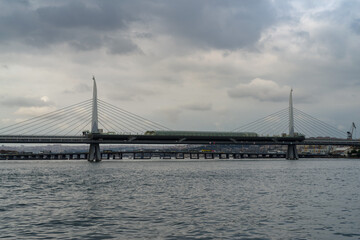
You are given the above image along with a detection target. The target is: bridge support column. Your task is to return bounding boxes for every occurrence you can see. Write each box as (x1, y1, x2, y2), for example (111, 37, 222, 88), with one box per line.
(88, 143, 101, 162)
(88, 76, 101, 163)
(286, 144, 298, 160)
(286, 89, 299, 160)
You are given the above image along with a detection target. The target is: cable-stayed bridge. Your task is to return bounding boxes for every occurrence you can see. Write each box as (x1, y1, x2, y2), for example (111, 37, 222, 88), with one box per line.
(0, 78, 358, 161)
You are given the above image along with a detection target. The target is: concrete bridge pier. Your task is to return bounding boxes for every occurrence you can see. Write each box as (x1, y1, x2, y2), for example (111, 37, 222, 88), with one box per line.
(286, 144, 298, 160)
(88, 143, 101, 162)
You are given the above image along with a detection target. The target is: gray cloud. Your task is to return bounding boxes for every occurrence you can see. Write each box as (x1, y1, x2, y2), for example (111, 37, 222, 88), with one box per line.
(105, 87, 157, 102)
(106, 37, 141, 55)
(35, 1, 129, 30)
(182, 103, 212, 111)
(311, 1, 360, 23)
(159, 108, 182, 123)
(0, 96, 53, 108)
(75, 83, 92, 93)
(63, 83, 92, 94)
(351, 19, 360, 34)
(150, 0, 276, 50)
(1, 0, 360, 132)
(228, 78, 290, 102)
(0, 0, 140, 53)
(69, 36, 103, 51)
(0, 0, 276, 52)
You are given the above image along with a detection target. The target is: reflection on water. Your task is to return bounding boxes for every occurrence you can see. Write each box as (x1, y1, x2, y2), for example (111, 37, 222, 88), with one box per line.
(1, 159, 360, 239)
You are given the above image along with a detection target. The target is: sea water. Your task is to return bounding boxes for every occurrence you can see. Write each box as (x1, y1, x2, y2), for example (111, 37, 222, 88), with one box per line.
(0, 159, 360, 239)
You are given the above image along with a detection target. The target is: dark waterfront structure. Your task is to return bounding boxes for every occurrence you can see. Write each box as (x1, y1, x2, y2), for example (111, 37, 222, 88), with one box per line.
(0, 150, 345, 161)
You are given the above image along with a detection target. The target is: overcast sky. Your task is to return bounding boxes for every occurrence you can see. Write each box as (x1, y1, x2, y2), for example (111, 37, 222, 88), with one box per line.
(0, 0, 359, 135)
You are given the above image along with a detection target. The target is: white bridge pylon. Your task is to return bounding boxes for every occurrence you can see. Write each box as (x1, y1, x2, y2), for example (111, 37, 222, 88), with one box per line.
(286, 89, 298, 160)
(88, 77, 101, 162)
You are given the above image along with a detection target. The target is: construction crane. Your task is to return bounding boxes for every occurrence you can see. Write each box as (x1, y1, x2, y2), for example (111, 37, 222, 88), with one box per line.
(347, 122, 356, 139)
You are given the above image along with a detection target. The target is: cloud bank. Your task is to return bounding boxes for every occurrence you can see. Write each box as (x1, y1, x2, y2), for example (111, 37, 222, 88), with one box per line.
(0, 0, 359, 134)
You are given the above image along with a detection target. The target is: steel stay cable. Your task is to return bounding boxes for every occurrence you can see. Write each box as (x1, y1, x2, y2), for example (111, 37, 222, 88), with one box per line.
(98, 99, 170, 130)
(41, 109, 92, 136)
(9, 105, 90, 135)
(232, 108, 287, 131)
(294, 108, 345, 136)
(295, 121, 323, 137)
(294, 108, 342, 133)
(292, 114, 313, 136)
(280, 123, 289, 135)
(98, 106, 142, 133)
(98, 107, 145, 133)
(296, 118, 342, 138)
(98, 101, 150, 131)
(291, 115, 310, 136)
(294, 112, 342, 138)
(251, 118, 284, 135)
(233, 109, 288, 133)
(97, 116, 112, 133)
(56, 109, 93, 136)
(232, 108, 288, 131)
(230, 105, 341, 137)
(97, 113, 119, 133)
(99, 114, 131, 134)
(21, 104, 92, 135)
(259, 117, 288, 136)
(253, 111, 289, 135)
(1, 105, 91, 135)
(98, 102, 152, 132)
(99, 118, 132, 134)
(241, 110, 288, 135)
(266, 116, 289, 135)
(263, 116, 289, 136)
(0, 99, 91, 131)
(294, 113, 342, 137)
(234, 116, 285, 134)
(98, 112, 125, 133)
(64, 116, 92, 136)
(75, 119, 92, 136)
(1, 101, 92, 134)
(233, 113, 286, 133)
(294, 114, 329, 137)
(294, 109, 345, 138)
(293, 123, 309, 137)
(98, 101, 163, 131)
(0, 99, 92, 133)
(98, 110, 138, 134)
(24, 105, 92, 135)
(98, 120, 116, 134)
(35, 105, 92, 136)
(293, 114, 323, 137)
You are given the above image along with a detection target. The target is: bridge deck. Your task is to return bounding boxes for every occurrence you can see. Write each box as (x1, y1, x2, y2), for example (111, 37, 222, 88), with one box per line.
(0, 134, 303, 145)
(0, 134, 358, 146)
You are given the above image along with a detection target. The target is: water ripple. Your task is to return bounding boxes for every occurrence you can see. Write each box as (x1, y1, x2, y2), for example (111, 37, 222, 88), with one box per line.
(0, 159, 360, 239)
